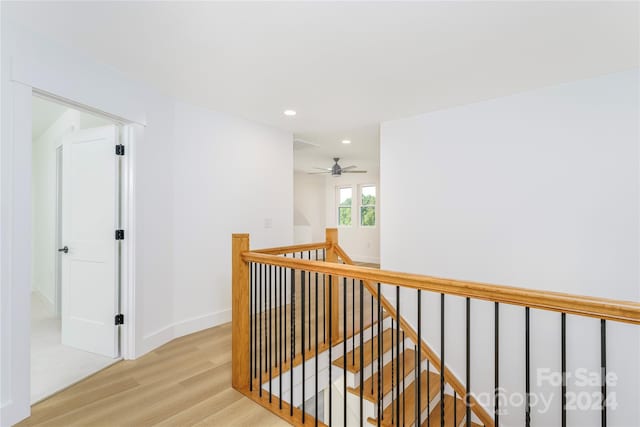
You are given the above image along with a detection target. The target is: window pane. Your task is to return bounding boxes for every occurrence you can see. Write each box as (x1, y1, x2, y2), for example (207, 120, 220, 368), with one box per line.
(361, 186, 376, 206)
(339, 207, 352, 226)
(339, 187, 352, 206)
(361, 207, 375, 226)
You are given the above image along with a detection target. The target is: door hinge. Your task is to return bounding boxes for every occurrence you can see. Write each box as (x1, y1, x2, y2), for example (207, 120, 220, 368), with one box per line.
(115, 314, 124, 325)
(115, 144, 125, 156)
(115, 229, 125, 240)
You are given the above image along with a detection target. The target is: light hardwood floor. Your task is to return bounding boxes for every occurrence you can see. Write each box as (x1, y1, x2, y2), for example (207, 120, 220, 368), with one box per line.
(17, 323, 289, 427)
(19, 264, 382, 427)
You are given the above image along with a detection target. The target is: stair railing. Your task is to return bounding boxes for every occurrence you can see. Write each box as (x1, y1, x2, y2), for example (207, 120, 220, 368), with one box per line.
(232, 229, 640, 427)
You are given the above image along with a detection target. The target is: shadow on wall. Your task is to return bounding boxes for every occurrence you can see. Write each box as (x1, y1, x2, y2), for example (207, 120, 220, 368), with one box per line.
(294, 208, 312, 243)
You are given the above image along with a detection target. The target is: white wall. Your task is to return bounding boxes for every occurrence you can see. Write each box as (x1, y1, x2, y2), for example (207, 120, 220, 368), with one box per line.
(155, 101, 293, 343)
(31, 107, 111, 306)
(294, 172, 326, 243)
(293, 171, 381, 263)
(380, 70, 640, 426)
(1, 18, 294, 426)
(325, 172, 380, 263)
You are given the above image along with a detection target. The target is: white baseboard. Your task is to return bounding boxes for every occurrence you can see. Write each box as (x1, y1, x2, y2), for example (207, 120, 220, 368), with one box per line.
(139, 308, 232, 358)
(172, 309, 231, 337)
(31, 289, 54, 309)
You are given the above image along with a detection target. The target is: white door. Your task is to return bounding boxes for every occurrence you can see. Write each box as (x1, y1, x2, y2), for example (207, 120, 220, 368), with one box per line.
(60, 125, 120, 358)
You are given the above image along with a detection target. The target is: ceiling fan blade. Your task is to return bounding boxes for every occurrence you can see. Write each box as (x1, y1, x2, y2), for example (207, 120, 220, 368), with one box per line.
(308, 171, 330, 175)
(341, 165, 358, 170)
(313, 167, 332, 171)
(342, 170, 368, 174)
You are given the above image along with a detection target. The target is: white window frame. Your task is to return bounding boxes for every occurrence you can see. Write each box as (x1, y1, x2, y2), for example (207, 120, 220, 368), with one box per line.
(359, 184, 377, 228)
(336, 185, 354, 227)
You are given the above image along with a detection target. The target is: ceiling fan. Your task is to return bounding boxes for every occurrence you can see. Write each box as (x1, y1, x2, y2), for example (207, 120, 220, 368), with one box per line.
(310, 158, 367, 177)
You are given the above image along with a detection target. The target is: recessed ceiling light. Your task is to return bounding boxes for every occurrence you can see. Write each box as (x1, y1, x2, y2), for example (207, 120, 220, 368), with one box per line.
(283, 110, 297, 116)
(342, 139, 351, 144)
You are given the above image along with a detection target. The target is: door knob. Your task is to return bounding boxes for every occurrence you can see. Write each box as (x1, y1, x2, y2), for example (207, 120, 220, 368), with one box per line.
(58, 246, 69, 254)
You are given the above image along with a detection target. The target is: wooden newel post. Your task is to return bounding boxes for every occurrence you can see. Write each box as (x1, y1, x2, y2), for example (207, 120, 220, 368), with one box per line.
(232, 233, 250, 391)
(325, 228, 341, 342)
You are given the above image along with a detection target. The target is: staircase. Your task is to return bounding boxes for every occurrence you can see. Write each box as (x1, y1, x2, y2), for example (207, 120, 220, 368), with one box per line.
(331, 309, 483, 427)
(234, 231, 493, 426)
(232, 229, 640, 427)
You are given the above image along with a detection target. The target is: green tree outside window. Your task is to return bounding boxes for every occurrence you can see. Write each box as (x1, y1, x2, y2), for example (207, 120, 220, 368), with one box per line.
(338, 188, 352, 226)
(360, 186, 376, 227)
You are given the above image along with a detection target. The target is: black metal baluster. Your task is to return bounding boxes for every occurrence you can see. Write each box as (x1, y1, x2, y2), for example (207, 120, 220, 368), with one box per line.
(495, 302, 499, 427)
(343, 277, 348, 427)
(391, 318, 395, 424)
(290, 267, 295, 416)
(275, 265, 278, 371)
(254, 262, 258, 379)
(250, 262, 254, 392)
(562, 313, 566, 427)
(283, 254, 287, 364)
(601, 319, 607, 427)
(427, 359, 431, 427)
(417, 290, 422, 427)
(466, 298, 471, 427)
(352, 278, 355, 366)
(264, 264, 269, 399)
(269, 265, 272, 402)
(525, 307, 530, 427)
(454, 390, 457, 427)
(259, 263, 263, 397)
(377, 282, 382, 427)
(415, 344, 419, 427)
(371, 291, 374, 395)
(360, 280, 364, 426)
(402, 330, 405, 427)
(301, 269, 306, 422)
(308, 251, 312, 352)
(329, 275, 333, 427)
(321, 248, 326, 345)
(315, 265, 319, 426)
(441, 294, 445, 427)
(279, 266, 283, 409)
(396, 286, 400, 426)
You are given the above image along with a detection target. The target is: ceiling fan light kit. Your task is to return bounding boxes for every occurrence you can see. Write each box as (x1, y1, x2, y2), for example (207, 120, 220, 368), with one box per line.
(309, 157, 367, 177)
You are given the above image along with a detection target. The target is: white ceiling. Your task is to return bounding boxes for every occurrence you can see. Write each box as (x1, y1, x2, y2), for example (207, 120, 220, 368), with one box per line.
(7, 2, 639, 172)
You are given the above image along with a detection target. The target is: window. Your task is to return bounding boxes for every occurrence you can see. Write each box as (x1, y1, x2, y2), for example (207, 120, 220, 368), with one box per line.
(360, 185, 376, 227)
(337, 187, 352, 227)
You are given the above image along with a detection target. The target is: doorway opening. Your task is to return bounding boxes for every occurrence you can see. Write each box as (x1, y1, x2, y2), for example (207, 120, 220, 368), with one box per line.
(30, 94, 124, 403)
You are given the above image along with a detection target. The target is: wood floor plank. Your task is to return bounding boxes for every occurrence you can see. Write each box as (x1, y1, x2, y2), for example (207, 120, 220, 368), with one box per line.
(425, 394, 466, 427)
(154, 388, 245, 427)
(16, 323, 288, 427)
(367, 370, 440, 427)
(348, 348, 423, 402)
(333, 328, 393, 372)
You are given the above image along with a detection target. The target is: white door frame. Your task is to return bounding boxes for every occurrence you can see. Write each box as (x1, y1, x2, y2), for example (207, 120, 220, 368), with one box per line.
(0, 84, 138, 422)
(55, 145, 63, 316)
(31, 89, 137, 361)
(2, 28, 145, 425)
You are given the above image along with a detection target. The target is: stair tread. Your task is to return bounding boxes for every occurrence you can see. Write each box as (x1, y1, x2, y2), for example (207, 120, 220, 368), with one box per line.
(333, 328, 393, 373)
(424, 394, 466, 427)
(367, 370, 440, 427)
(348, 349, 426, 402)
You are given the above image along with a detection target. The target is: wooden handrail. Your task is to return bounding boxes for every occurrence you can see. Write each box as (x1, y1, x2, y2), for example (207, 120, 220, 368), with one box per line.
(242, 251, 640, 325)
(333, 244, 495, 426)
(235, 229, 640, 427)
(252, 241, 330, 255)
